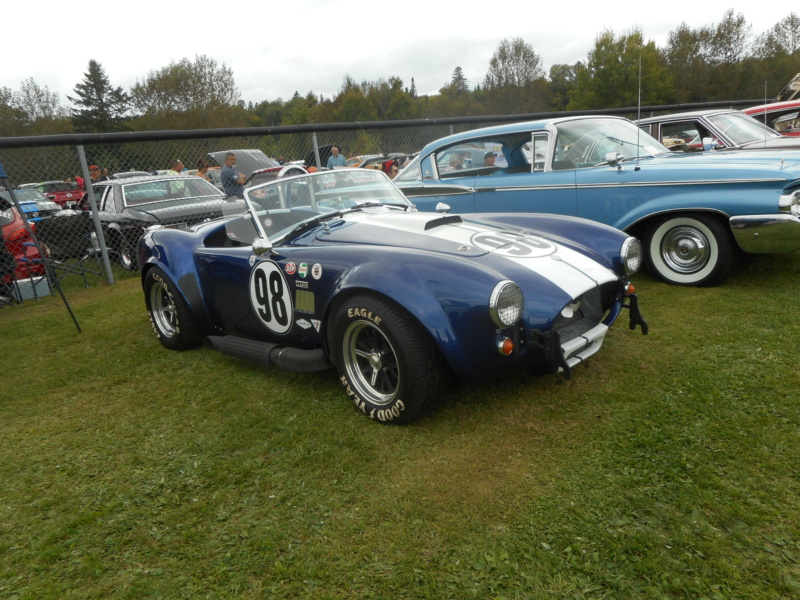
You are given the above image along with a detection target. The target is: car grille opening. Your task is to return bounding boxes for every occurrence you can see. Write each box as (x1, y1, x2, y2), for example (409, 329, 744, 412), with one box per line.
(551, 283, 615, 341)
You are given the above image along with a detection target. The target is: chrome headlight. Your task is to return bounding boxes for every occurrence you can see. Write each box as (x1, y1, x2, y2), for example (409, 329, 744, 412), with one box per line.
(779, 190, 800, 216)
(489, 280, 524, 327)
(621, 237, 643, 275)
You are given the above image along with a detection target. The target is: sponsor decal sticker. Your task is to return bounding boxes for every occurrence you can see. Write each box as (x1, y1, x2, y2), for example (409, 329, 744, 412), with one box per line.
(296, 319, 312, 329)
(285, 262, 296, 275)
(311, 263, 323, 280)
(298, 262, 308, 278)
(249, 254, 256, 266)
(295, 280, 309, 289)
(311, 319, 322, 332)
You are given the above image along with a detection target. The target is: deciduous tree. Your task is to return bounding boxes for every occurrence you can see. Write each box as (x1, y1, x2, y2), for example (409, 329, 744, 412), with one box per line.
(130, 55, 245, 129)
(484, 38, 544, 89)
(569, 29, 672, 110)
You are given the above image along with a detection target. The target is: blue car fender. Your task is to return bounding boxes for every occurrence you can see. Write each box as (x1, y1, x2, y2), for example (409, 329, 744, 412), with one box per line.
(324, 247, 517, 376)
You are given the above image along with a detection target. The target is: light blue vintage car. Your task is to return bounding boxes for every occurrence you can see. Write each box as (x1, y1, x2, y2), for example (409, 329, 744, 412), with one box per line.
(395, 116, 800, 286)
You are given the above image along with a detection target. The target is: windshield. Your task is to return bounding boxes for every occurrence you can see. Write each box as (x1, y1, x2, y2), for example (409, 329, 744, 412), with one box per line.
(554, 118, 669, 169)
(1, 190, 47, 204)
(121, 177, 223, 207)
(707, 112, 781, 145)
(242, 169, 413, 244)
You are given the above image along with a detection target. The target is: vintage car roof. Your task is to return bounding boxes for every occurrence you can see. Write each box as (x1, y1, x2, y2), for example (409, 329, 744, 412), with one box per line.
(637, 109, 736, 123)
(416, 115, 625, 153)
(743, 100, 800, 114)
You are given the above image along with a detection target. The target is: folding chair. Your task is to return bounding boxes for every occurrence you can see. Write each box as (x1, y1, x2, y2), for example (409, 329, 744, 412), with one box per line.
(30, 212, 104, 288)
(0, 246, 20, 306)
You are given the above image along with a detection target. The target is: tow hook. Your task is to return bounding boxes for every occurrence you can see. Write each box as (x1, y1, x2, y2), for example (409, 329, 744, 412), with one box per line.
(625, 293, 649, 335)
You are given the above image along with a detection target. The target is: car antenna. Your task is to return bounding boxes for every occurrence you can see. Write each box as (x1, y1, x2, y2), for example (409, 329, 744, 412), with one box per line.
(763, 81, 768, 146)
(635, 55, 642, 171)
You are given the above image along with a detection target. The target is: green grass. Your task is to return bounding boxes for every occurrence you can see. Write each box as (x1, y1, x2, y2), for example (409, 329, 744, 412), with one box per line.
(2, 256, 800, 599)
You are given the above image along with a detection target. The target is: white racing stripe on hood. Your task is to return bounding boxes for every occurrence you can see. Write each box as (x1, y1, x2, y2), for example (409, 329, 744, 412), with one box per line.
(358, 212, 618, 298)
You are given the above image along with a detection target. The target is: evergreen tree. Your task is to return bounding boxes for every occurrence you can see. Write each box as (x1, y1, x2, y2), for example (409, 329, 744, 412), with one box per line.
(69, 59, 129, 133)
(450, 67, 469, 94)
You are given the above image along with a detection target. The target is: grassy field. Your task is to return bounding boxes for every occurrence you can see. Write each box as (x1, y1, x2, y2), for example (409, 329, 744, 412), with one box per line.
(1, 256, 799, 599)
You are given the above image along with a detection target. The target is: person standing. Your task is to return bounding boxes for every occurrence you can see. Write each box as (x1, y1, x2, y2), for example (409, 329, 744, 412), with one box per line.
(221, 152, 246, 198)
(381, 159, 400, 180)
(168, 159, 185, 176)
(196, 159, 211, 182)
(326, 146, 347, 169)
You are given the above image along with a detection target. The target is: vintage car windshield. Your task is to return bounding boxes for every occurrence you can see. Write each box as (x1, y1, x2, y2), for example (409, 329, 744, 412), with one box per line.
(242, 169, 413, 244)
(121, 177, 223, 207)
(554, 118, 669, 169)
(0, 189, 48, 205)
(706, 112, 781, 144)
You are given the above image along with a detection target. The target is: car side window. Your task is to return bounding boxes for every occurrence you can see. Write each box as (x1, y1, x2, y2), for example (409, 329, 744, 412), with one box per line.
(435, 141, 508, 178)
(661, 121, 718, 149)
(773, 111, 800, 134)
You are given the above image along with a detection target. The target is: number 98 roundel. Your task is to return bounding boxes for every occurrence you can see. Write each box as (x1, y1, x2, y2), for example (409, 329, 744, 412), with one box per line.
(250, 261, 294, 335)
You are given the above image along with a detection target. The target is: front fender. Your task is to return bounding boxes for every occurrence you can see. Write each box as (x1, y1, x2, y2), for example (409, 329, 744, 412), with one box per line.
(468, 212, 631, 273)
(328, 249, 507, 378)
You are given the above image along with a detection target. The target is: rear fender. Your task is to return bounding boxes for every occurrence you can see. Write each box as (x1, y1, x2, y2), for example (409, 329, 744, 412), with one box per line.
(139, 229, 214, 327)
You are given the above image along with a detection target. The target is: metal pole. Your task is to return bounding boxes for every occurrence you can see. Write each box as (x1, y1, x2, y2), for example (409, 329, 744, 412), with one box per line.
(311, 132, 321, 169)
(0, 175, 82, 333)
(76, 145, 115, 285)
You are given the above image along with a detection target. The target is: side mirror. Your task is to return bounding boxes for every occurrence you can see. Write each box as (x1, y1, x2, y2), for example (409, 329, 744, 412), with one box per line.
(435, 202, 451, 214)
(702, 137, 715, 151)
(605, 152, 625, 166)
(252, 237, 275, 256)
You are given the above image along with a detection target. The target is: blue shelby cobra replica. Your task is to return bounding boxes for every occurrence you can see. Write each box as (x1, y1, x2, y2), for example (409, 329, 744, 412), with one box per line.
(139, 169, 647, 424)
(394, 116, 800, 287)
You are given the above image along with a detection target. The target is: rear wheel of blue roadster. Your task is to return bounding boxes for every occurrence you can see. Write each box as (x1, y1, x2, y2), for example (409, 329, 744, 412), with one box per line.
(144, 267, 203, 350)
(645, 214, 733, 287)
(330, 295, 444, 424)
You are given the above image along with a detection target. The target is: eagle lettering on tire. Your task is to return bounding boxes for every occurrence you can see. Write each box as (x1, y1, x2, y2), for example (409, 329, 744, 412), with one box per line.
(329, 295, 444, 424)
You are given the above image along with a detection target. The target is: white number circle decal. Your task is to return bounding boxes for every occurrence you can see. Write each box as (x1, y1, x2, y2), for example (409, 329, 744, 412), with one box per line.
(470, 231, 556, 258)
(250, 261, 293, 334)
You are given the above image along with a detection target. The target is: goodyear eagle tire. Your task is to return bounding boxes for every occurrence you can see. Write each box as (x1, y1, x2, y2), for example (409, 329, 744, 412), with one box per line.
(645, 214, 733, 287)
(144, 267, 203, 350)
(330, 295, 444, 425)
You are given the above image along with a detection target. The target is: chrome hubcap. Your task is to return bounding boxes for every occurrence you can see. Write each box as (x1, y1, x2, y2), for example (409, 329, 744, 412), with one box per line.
(661, 226, 709, 273)
(342, 321, 399, 406)
(150, 282, 177, 338)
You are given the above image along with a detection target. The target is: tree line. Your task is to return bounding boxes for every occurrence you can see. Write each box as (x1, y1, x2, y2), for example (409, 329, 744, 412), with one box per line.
(2, 10, 798, 138)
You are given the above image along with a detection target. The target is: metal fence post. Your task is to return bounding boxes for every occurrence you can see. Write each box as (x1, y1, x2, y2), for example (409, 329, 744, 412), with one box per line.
(76, 145, 115, 285)
(311, 132, 321, 169)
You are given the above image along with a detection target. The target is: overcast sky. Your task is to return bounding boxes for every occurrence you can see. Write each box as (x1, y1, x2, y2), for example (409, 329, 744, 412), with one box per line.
(2, 1, 791, 107)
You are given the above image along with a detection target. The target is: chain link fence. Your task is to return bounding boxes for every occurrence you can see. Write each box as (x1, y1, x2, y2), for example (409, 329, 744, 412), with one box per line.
(0, 101, 756, 305)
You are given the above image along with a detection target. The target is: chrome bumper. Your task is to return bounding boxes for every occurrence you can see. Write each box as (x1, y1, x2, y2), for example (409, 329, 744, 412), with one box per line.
(730, 214, 800, 254)
(560, 323, 609, 372)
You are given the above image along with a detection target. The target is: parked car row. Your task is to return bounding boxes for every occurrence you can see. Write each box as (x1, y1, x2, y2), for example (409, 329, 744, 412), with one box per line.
(7, 99, 800, 423)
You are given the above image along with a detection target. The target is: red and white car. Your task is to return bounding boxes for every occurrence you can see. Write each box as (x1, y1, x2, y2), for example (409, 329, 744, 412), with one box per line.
(18, 181, 82, 207)
(743, 100, 800, 137)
